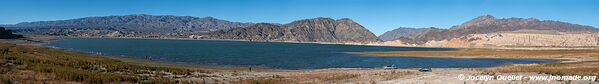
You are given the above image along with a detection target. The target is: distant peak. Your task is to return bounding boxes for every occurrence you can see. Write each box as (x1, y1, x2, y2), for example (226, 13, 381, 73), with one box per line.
(204, 16, 215, 19)
(339, 18, 352, 21)
(253, 23, 277, 26)
(337, 18, 352, 21)
(454, 15, 498, 29)
(251, 23, 279, 27)
(312, 17, 334, 20)
(426, 27, 440, 29)
(201, 16, 223, 21)
(128, 14, 151, 16)
(465, 15, 497, 23)
(291, 17, 335, 23)
(473, 15, 496, 20)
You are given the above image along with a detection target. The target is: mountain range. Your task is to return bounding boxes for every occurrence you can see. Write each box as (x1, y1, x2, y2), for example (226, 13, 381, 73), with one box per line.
(381, 15, 599, 44)
(5, 14, 598, 45)
(378, 27, 430, 41)
(202, 18, 380, 43)
(5, 14, 380, 43)
(9, 14, 253, 33)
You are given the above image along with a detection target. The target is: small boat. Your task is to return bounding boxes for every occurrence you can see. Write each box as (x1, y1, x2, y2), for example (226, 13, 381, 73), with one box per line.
(383, 64, 398, 69)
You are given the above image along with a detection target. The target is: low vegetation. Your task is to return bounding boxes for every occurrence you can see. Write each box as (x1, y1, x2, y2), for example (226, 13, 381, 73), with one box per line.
(232, 69, 416, 83)
(0, 43, 195, 83)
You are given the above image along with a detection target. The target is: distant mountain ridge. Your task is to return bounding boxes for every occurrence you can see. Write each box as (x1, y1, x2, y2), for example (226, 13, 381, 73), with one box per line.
(11, 14, 595, 44)
(202, 17, 381, 43)
(378, 27, 430, 41)
(383, 15, 599, 44)
(6, 14, 381, 43)
(9, 14, 253, 33)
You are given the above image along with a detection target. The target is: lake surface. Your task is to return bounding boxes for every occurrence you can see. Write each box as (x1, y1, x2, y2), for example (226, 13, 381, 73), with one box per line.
(46, 38, 553, 69)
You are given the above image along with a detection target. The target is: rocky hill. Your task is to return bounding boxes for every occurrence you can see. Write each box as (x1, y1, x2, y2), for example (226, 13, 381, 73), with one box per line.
(387, 15, 599, 44)
(0, 27, 24, 39)
(5, 14, 380, 43)
(199, 18, 381, 43)
(382, 15, 599, 47)
(378, 27, 431, 41)
(205, 23, 286, 41)
(8, 14, 253, 34)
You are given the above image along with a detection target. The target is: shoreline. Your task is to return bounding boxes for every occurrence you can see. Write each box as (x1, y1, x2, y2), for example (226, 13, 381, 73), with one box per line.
(1, 36, 292, 72)
(42, 37, 553, 70)
(20, 34, 599, 50)
(28, 36, 558, 69)
(2, 36, 598, 83)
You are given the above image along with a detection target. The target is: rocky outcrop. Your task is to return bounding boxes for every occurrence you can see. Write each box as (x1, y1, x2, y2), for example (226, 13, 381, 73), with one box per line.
(203, 18, 381, 43)
(0, 27, 24, 39)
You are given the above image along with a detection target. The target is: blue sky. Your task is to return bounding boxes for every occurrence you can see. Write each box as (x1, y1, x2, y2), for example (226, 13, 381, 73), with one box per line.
(1, 0, 598, 35)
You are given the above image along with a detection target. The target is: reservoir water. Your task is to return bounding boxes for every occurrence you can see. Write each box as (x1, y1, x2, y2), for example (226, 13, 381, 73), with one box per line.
(46, 38, 552, 69)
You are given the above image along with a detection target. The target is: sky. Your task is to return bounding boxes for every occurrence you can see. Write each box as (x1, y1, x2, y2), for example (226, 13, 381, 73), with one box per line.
(1, 0, 598, 35)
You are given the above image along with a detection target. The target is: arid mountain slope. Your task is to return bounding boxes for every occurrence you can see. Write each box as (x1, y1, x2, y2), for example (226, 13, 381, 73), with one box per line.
(200, 18, 381, 43)
(7, 15, 380, 43)
(401, 15, 598, 43)
(382, 15, 599, 47)
(7, 14, 253, 36)
(12, 14, 253, 32)
(378, 27, 431, 41)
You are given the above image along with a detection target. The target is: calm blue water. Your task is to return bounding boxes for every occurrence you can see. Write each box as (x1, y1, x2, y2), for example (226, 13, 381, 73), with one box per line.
(46, 38, 553, 69)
